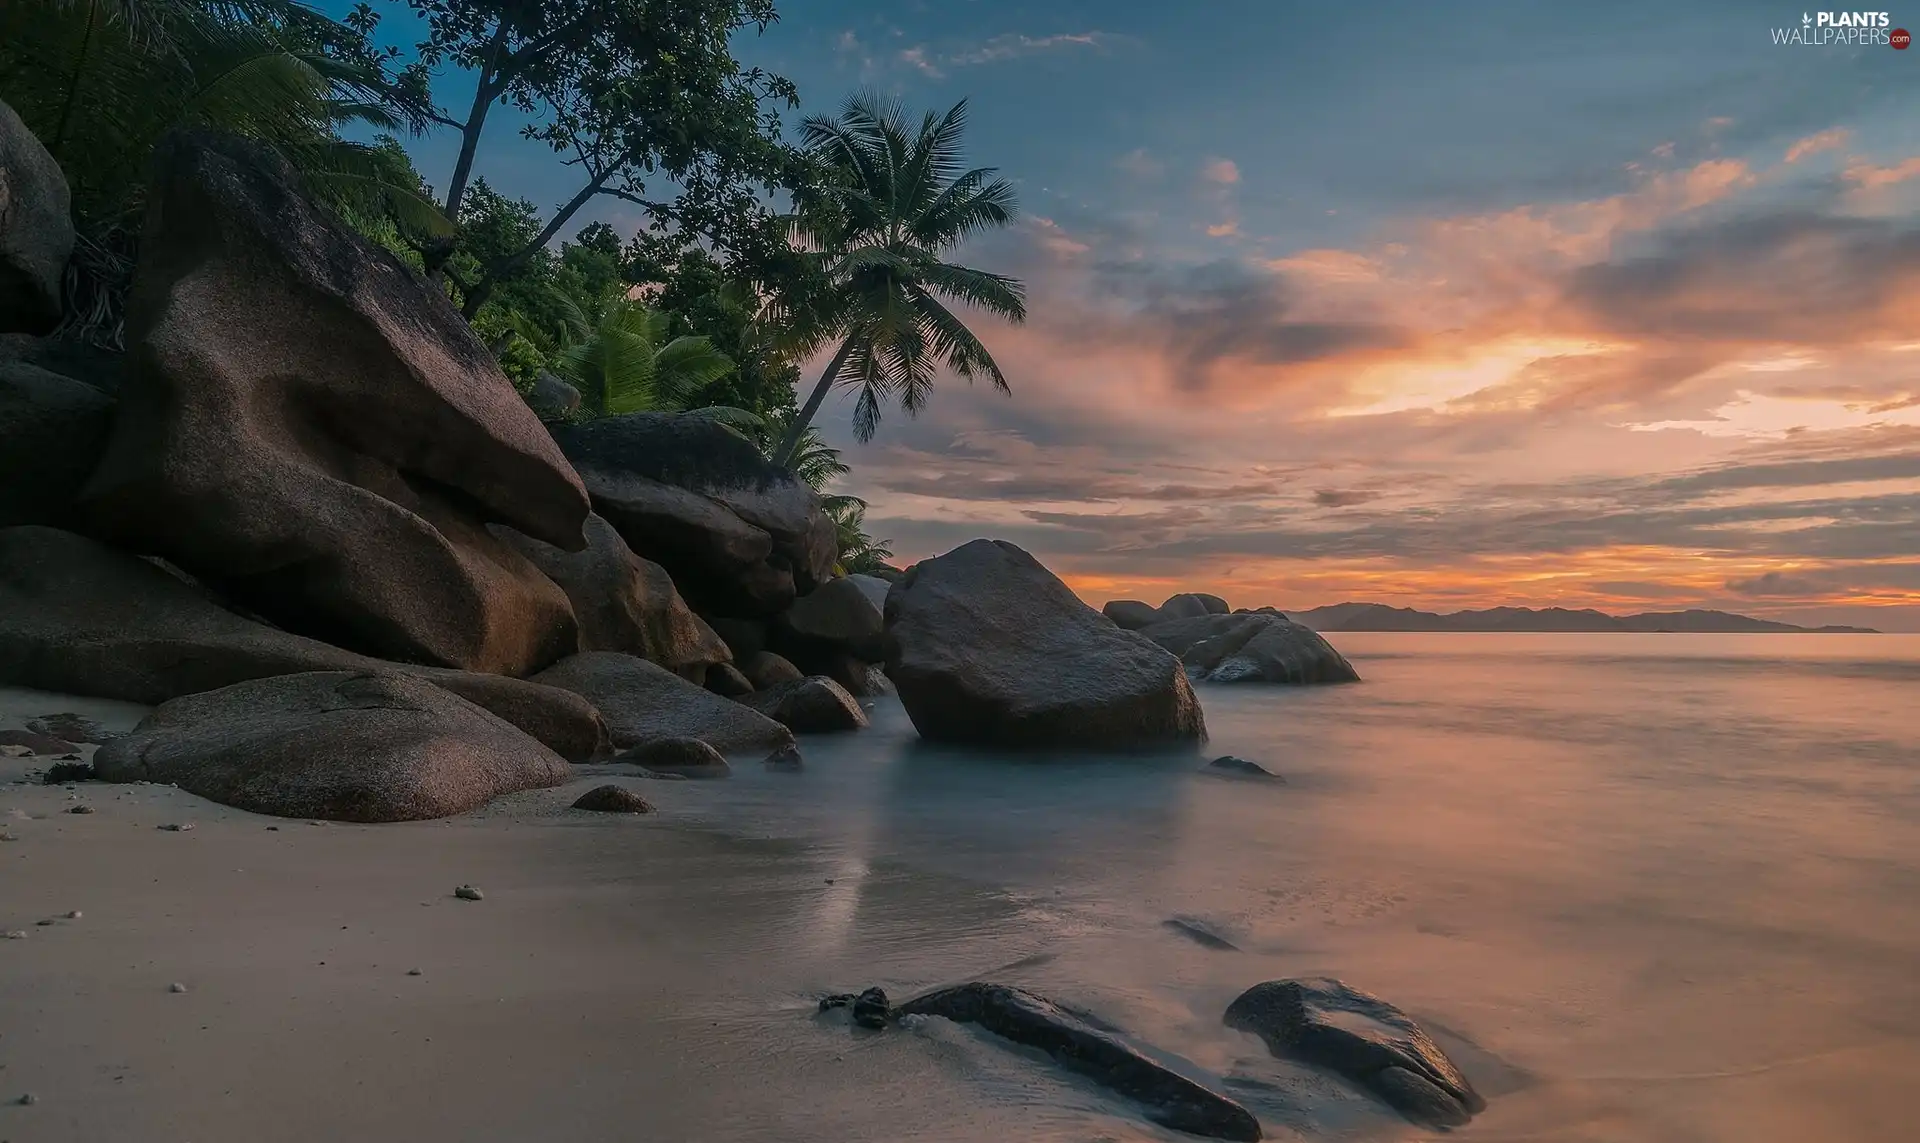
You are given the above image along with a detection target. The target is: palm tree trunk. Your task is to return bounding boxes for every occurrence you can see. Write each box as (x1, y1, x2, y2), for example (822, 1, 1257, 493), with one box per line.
(774, 338, 855, 468)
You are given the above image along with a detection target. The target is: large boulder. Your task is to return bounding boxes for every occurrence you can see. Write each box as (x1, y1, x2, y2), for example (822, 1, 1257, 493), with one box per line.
(883, 539, 1206, 749)
(738, 676, 868, 734)
(781, 574, 887, 661)
(493, 513, 729, 681)
(94, 671, 570, 822)
(1139, 612, 1360, 684)
(551, 412, 836, 618)
(1101, 599, 1162, 631)
(0, 98, 73, 334)
(1224, 978, 1485, 1129)
(77, 131, 588, 675)
(0, 526, 608, 759)
(738, 650, 803, 689)
(531, 651, 793, 754)
(0, 354, 115, 526)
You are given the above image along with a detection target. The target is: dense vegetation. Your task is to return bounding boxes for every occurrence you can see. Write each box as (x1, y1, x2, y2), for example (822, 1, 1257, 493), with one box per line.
(0, 0, 1025, 574)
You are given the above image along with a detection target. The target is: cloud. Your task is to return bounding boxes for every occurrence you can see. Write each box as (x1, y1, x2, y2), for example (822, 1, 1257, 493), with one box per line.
(1784, 127, 1850, 163)
(1843, 155, 1920, 190)
(1314, 488, 1386, 508)
(1115, 148, 1163, 179)
(1201, 158, 1240, 185)
(1725, 570, 1828, 596)
(948, 32, 1110, 66)
(898, 46, 943, 77)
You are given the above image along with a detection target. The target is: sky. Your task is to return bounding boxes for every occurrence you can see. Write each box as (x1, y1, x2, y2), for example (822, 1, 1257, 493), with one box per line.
(345, 1, 1920, 630)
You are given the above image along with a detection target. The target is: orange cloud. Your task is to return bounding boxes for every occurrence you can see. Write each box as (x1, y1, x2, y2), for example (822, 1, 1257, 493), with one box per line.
(1785, 127, 1850, 163)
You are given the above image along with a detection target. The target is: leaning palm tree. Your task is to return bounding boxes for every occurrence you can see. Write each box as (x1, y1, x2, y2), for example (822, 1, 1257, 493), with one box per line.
(755, 406, 850, 489)
(768, 92, 1028, 467)
(545, 294, 740, 420)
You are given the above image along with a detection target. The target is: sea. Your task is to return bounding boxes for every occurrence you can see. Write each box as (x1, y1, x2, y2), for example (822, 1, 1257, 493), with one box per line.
(632, 633, 1920, 1142)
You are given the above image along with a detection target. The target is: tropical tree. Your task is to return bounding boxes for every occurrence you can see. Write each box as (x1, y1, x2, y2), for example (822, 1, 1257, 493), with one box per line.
(768, 92, 1028, 467)
(375, 0, 806, 317)
(823, 497, 893, 576)
(522, 293, 738, 420)
(0, 0, 438, 225)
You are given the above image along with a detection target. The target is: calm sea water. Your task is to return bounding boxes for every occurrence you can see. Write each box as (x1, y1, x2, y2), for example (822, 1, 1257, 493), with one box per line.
(640, 633, 1920, 1142)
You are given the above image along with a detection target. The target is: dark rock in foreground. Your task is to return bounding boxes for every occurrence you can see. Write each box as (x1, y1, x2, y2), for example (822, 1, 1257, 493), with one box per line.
(1164, 916, 1239, 950)
(531, 652, 791, 754)
(0, 526, 608, 759)
(818, 986, 891, 1029)
(571, 784, 654, 813)
(1208, 755, 1282, 780)
(0, 97, 74, 334)
(1223, 978, 1484, 1129)
(738, 650, 803, 690)
(94, 671, 570, 822)
(884, 540, 1206, 749)
(895, 983, 1261, 1141)
(739, 676, 868, 734)
(703, 661, 754, 697)
(1141, 613, 1359, 685)
(80, 131, 588, 675)
(552, 412, 836, 618)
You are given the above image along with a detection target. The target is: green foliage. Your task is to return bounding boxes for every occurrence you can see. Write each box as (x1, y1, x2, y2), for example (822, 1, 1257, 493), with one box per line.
(535, 294, 737, 420)
(770, 91, 1027, 464)
(823, 497, 893, 577)
(0, 0, 441, 229)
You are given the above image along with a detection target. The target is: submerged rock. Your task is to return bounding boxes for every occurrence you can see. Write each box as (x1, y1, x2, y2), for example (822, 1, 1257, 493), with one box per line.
(1164, 916, 1239, 951)
(896, 982, 1262, 1142)
(1223, 978, 1484, 1129)
(1140, 613, 1359, 685)
(1208, 755, 1282, 780)
(884, 539, 1206, 750)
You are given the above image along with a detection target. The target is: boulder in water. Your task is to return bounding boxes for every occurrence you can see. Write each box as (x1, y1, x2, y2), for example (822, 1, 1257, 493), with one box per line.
(1223, 978, 1484, 1129)
(884, 539, 1205, 749)
(571, 784, 654, 813)
(1141, 613, 1359, 684)
(93, 671, 570, 822)
(738, 650, 803, 690)
(897, 983, 1262, 1142)
(781, 574, 887, 661)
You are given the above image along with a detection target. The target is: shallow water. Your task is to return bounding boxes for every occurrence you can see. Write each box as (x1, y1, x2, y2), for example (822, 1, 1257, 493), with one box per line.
(646, 633, 1920, 1142)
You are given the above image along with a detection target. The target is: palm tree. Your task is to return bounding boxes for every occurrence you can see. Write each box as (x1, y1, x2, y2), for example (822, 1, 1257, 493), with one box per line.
(823, 496, 894, 577)
(536, 293, 740, 420)
(768, 92, 1028, 468)
(0, 0, 441, 227)
(756, 406, 849, 489)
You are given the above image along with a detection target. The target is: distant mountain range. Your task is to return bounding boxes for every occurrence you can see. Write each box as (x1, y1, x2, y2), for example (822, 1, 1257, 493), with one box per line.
(1286, 603, 1878, 634)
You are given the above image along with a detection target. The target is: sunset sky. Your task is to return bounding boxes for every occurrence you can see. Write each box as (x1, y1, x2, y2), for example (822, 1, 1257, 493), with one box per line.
(361, 0, 1920, 630)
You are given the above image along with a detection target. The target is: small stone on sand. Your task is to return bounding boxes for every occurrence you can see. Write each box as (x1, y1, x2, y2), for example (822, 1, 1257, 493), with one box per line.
(454, 885, 483, 901)
(158, 823, 194, 832)
(4, 931, 27, 940)
(17, 1091, 37, 1105)
(65, 805, 94, 815)
(65, 910, 81, 920)
(407, 969, 422, 976)
(169, 982, 187, 993)
(571, 785, 654, 814)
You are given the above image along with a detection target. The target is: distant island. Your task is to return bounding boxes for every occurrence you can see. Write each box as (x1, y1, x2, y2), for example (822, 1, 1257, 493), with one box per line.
(1287, 603, 1879, 634)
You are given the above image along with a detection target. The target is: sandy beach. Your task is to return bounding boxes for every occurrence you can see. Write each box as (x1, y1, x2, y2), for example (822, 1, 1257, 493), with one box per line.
(8, 634, 1920, 1143)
